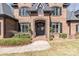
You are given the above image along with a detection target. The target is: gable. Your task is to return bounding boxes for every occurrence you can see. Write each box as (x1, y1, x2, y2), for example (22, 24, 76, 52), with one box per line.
(31, 3, 50, 10)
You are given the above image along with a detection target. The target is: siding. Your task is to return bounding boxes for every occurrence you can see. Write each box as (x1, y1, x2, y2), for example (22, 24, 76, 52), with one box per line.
(4, 18, 18, 38)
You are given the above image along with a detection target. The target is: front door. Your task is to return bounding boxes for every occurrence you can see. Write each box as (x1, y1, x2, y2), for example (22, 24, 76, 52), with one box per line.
(35, 20, 45, 36)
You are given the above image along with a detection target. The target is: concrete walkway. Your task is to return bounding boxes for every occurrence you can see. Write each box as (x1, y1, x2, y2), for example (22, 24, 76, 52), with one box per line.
(0, 40, 51, 54)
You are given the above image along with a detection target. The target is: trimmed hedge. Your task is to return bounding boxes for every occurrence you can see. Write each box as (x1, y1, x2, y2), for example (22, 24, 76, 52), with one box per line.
(0, 38, 31, 46)
(13, 33, 31, 38)
(0, 33, 32, 46)
(59, 33, 67, 39)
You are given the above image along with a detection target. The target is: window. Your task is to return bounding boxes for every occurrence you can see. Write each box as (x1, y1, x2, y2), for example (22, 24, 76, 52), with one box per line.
(50, 22, 62, 33)
(20, 23, 30, 32)
(76, 24, 79, 32)
(19, 7, 29, 16)
(51, 7, 62, 16)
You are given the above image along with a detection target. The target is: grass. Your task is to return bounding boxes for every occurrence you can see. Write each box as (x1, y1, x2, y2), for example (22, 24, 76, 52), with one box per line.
(1, 39, 79, 56)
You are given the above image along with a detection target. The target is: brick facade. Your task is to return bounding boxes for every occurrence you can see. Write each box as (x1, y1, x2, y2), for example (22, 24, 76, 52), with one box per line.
(0, 3, 79, 40)
(12, 3, 70, 40)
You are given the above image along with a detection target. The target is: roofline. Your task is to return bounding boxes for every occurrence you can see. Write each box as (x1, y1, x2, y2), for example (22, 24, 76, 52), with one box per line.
(0, 14, 18, 22)
(67, 20, 79, 22)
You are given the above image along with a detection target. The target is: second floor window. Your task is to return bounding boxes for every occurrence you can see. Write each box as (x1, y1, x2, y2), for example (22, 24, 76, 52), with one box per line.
(19, 7, 29, 16)
(51, 7, 62, 16)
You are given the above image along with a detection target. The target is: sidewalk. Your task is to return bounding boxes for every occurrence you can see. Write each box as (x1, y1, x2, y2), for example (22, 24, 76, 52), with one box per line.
(0, 40, 51, 54)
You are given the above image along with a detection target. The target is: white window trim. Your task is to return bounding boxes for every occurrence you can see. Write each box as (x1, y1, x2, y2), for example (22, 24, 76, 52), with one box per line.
(20, 23, 30, 33)
(51, 22, 62, 33)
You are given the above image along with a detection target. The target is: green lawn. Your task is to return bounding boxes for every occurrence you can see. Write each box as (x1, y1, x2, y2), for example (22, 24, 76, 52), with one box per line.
(1, 39, 79, 56)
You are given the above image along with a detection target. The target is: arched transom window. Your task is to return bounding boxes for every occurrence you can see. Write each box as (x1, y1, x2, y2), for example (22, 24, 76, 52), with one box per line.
(19, 7, 29, 16)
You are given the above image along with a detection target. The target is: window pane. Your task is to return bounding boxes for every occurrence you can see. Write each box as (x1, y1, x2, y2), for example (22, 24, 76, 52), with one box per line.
(56, 8, 58, 15)
(53, 25, 55, 32)
(25, 25, 28, 32)
(56, 24, 58, 32)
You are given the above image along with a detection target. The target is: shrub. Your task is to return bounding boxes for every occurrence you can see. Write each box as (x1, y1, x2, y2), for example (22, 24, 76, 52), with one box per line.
(50, 27, 54, 33)
(49, 33, 54, 41)
(75, 33, 79, 39)
(0, 33, 32, 46)
(59, 33, 67, 39)
(14, 33, 31, 38)
(50, 37, 53, 41)
(0, 38, 32, 46)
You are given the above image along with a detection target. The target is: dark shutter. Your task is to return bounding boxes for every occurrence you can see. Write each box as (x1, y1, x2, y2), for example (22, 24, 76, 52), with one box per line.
(60, 23, 62, 33)
(76, 25, 78, 32)
(60, 8, 62, 15)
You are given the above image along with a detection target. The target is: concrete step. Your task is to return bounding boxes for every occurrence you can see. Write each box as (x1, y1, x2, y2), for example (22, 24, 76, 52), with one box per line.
(32, 35, 47, 41)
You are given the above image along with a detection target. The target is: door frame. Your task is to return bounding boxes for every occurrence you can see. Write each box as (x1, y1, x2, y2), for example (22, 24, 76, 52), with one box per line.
(32, 17, 50, 40)
(35, 20, 45, 36)
(34, 19, 46, 37)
